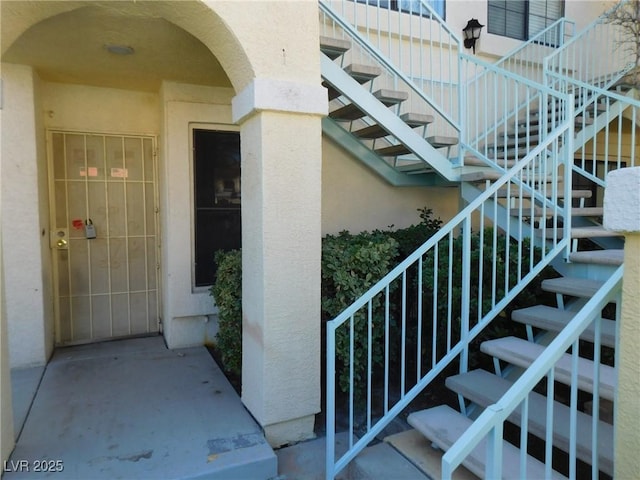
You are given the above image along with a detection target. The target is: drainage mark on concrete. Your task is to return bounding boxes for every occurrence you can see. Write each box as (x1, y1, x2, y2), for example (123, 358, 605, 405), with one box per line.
(89, 449, 154, 466)
(207, 432, 265, 459)
(119, 450, 154, 462)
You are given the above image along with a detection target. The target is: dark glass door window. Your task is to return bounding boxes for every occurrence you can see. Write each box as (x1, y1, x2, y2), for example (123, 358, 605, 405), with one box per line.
(193, 129, 241, 287)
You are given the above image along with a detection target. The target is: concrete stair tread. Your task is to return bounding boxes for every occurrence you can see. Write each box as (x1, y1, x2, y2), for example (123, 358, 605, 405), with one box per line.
(376, 135, 458, 157)
(320, 36, 351, 60)
(463, 155, 517, 169)
(408, 405, 567, 479)
(571, 226, 623, 239)
(508, 206, 603, 218)
(496, 188, 592, 199)
(545, 226, 623, 240)
(396, 162, 431, 174)
(568, 249, 624, 266)
(462, 171, 553, 183)
(426, 135, 458, 148)
(541, 277, 606, 298)
(480, 336, 616, 401)
(571, 207, 604, 217)
(446, 369, 613, 476)
(330, 89, 407, 120)
(511, 305, 617, 348)
(344, 63, 382, 83)
(376, 143, 411, 156)
(400, 112, 435, 127)
(384, 430, 479, 480)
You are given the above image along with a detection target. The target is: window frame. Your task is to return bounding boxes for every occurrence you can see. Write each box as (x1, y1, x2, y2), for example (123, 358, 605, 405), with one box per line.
(190, 123, 241, 290)
(487, 0, 564, 43)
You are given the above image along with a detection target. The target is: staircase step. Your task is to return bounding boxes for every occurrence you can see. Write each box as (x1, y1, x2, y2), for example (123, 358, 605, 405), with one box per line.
(384, 430, 478, 480)
(571, 207, 603, 217)
(568, 249, 624, 266)
(487, 134, 541, 150)
(512, 305, 617, 348)
(495, 188, 592, 200)
(353, 111, 433, 139)
(508, 206, 604, 218)
(400, 112, 435, 127)
(516, 115, 593, 129)
(446, 369, 614, 476)
(320, 36, 351, 60)
(427, 135, 458, 148)
(570, 226, 623, 239)
(352, 123, 391, 139)
(375, 135, 458, 157)
(375, 143, 411, 156)
(330, 89, 407, 120)
(396, 162, 431, 174)
(480, 336, 616, 401)
(344, 63, 382, 84)
(408, 405, 567, 479)
(541, 277, 606, 298)
(463, 155, 516, 168)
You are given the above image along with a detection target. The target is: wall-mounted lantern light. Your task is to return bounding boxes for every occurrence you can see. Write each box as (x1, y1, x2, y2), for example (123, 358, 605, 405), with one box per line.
(462, 19, 484, 54)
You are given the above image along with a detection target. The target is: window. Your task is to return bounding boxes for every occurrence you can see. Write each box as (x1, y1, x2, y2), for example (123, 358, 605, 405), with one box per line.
(357, 0, 446, 19)
(488, 0, 563, 42)
(193, 129, 241, 287)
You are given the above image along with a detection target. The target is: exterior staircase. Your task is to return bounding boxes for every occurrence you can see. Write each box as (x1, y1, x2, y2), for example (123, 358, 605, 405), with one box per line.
(320, 1, 638, 478)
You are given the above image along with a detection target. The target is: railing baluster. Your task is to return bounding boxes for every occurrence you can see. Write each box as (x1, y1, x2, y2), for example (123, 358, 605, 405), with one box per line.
(545, 369, 555, 479)
(367, 299, 373, 433)
(384, 284, 389, 415)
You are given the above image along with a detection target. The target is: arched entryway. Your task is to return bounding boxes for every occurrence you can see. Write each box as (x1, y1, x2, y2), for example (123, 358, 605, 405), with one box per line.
(1, 0, 325, 448)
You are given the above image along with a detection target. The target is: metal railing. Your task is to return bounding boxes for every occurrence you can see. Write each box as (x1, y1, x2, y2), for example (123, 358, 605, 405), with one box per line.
(325, 64, 573, 477)
(545, 0, 636, 114)
(496, 18, 575, 85)
(462, 54, 572, 171)
(442, 265, 622, 479)
(463, 19, 575, 168)
(572, 85, 639, 191)
(319, 0, 461, 141)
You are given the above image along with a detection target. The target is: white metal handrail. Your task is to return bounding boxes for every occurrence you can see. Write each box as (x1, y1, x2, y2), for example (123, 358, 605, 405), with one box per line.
(319, 0, 462, 141)
(325, 67, 573, 477)
(496, 18, 575, 84)
(544, 0, 636, 114)
(442, 265, 622, 479)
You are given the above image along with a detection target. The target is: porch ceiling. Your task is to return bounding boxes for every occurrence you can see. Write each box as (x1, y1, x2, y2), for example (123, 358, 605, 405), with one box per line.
(1, 3, 231, 92)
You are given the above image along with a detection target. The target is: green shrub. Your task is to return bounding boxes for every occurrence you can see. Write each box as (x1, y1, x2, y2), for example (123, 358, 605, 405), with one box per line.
(321, 230, 400, 394)
(385, 207, 443, 258)
(210, 249, 242, 377)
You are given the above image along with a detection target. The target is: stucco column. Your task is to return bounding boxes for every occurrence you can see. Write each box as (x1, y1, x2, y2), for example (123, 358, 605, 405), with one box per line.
(232, 78, 327, 447)
(603, 167, 640, 479)
(0, 109, 15, 463)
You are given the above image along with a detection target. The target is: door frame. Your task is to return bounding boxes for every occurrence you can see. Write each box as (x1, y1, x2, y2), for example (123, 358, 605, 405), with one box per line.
(46, 128, 162, 346)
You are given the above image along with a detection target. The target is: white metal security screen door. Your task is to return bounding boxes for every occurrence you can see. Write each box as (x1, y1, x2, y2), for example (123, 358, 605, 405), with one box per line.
(49, 131, 159, 345)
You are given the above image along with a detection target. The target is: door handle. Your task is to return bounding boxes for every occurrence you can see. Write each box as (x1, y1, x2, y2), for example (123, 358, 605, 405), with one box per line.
(56, 238, 68, 248)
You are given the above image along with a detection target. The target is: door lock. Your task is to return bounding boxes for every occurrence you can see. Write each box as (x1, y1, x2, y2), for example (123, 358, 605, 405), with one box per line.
(51, 228, 69, 250)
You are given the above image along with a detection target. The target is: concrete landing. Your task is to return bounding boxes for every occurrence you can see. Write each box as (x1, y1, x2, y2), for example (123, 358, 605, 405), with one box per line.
(5, 336, 276, 479)
(277, 432, 429, 480)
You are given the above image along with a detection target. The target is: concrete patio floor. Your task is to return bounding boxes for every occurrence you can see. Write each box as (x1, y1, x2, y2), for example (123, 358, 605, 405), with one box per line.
(5, 336, 276, 480)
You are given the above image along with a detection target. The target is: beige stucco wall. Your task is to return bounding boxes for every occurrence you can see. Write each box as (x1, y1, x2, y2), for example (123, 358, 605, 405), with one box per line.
(159, 81, 235, 348)
(322, 138, 459, 235)
(603, 167, 640, 479)
(1, 63, 51, 368)
(0, 101, 16, 466)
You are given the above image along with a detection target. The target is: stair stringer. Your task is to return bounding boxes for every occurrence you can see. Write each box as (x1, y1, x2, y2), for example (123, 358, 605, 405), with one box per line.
(322, 117, 451, 187)
(321, 54, 461, 182)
